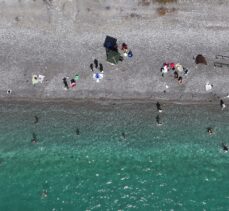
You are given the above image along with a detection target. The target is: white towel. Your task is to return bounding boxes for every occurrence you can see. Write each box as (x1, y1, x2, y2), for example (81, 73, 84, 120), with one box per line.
(38, 75, 45, 83)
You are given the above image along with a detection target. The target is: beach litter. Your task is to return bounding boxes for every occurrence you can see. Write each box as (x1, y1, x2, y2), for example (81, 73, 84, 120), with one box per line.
(62, 77, 69, 90)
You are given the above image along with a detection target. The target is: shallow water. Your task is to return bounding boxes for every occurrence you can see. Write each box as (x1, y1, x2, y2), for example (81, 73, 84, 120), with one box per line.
(0, 101, 228, 211)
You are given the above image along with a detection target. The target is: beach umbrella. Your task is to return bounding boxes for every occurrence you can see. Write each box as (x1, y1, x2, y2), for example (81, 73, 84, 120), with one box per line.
(195, 54, 207, 65)
(175, 63, 183, 72)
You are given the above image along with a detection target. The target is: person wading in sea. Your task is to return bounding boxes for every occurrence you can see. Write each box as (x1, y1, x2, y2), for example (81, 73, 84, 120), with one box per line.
(156, 102, 163, 113)
(222, 143, 228, 152)
(34, 116, 39, 124)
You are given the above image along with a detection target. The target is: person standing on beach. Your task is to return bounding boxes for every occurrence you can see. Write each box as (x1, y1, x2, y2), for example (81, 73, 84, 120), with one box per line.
(94, 59, 98, 69)
(99, 63, 103, 73)
(90, 63, 93, 71)
(63, 77, 69, 90)
(220, 99, 226, 110)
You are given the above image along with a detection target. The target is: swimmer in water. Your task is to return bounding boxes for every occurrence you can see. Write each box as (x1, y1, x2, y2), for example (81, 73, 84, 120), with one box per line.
(156, 115, 162, 126)
(220, 99, 226, 110)
(121, 132, 126, 140)
(222, 143, 228, 152)
(76, 128, 80, 136)
(41, 189, 48, 198)
(156, 102, 162, 113)
(34, 116, 39, 124)
(31, 132, 38, 144)
(207, 127, 214, 135)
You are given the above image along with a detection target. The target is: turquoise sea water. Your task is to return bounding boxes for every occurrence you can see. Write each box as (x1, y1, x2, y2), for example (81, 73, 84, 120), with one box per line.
(0, 101, 228, 211)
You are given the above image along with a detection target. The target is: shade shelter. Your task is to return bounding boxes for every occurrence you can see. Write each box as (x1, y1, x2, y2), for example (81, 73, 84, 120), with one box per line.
(195, 54, 207, 65)
(104, 36, 118, 51)
(106, 49, 121, 65)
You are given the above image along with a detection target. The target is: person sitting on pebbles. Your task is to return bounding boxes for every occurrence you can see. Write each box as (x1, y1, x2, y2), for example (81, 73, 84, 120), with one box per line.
(178, 76, 183, 84)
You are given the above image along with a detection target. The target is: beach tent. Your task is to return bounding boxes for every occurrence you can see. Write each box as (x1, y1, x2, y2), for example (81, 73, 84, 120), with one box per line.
(106, 49, 121, 65)
(195, 54, 207, 65)
(104, 36, 118, 51)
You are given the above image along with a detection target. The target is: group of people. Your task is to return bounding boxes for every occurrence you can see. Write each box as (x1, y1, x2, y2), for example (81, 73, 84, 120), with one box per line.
(160, 62, 188, 84)
(90, 59, 104, 83)
(90, 59, 103, 73)
(155, 101, 228, 152)
(62, 74, 79, 90)
(121, 43, 133, 58)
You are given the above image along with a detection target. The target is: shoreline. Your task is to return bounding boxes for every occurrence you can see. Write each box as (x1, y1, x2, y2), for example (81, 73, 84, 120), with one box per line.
(0, 95, 226, 106)
(1, 1, 229, 104)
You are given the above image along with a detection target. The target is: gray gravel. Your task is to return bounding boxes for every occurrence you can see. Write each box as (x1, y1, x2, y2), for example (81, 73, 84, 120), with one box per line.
(1, 0, 229, 102)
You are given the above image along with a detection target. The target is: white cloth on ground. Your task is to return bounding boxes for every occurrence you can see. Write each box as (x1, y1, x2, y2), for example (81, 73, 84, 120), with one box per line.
(38, 75, 45, 83)
(93, 73, 104, 83)
(205, 82, 213, 91)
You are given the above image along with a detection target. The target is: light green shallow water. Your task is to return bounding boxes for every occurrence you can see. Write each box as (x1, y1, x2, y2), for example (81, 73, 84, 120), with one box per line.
(0, 101, 228, 211)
